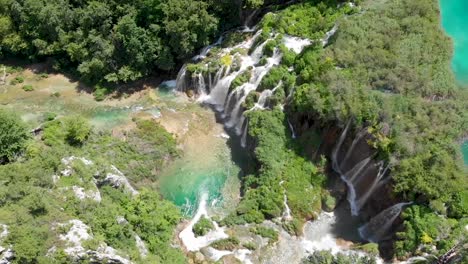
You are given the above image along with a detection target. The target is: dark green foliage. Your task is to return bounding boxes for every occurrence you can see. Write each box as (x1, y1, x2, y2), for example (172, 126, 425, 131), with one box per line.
(242, 91, 258, 109)
(43, 112, 57, 121)
(263, 39, 277, 57)
(0, 109, 30, 162)
(193, 216, 214, 236)
(259, 1, 351, 40)
(0, 0, 222, 83)
(210, 237, 240, 251)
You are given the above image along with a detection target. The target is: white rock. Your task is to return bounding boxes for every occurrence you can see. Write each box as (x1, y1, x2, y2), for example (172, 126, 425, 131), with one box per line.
(71, 186, 101, 202)
(103, 166, 138, 196)
(0, 248, 14, 264)
(116, 216, 128, 225)
(88, 245, 132, 264)
(62, 156, 93, 166)
(61, 169, 73, 177)
(0, 225, 8, 241)
(134, 234, 148, 258)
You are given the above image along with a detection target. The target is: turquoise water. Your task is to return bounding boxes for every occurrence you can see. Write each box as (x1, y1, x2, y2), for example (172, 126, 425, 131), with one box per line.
(440, 0, 468, 84)
(462, 141, 468, 166)
(158, 138, 240, 216)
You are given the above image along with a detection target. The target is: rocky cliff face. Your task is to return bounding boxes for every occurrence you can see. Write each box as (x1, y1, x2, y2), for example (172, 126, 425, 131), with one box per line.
(287, 111, 402, 257)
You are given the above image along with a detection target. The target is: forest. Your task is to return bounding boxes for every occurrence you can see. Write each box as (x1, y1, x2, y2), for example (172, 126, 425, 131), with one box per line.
(0, 0, 467, 263)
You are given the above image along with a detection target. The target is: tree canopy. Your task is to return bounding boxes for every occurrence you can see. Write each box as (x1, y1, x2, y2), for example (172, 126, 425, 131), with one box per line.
(0, 109, 29, 163)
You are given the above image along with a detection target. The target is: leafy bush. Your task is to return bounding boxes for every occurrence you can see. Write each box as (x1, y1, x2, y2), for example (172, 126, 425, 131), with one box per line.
(302, 250, 377, 264)
(64, 116, 91, 145)
(210, 237, 240, 251)
(10, 76, 24, 85)
(22, 84, 34, 91)
(242, 241, 257, 250)
(0, 109, 30, 162)
(94, 84, 111, 101)
(250, 226, 278, 243)
(193, 217, 214, 236)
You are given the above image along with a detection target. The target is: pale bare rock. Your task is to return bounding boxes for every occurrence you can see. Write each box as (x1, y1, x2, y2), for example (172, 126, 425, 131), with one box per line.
(0, 248, 14, 264)
(134, 234, 148, 258)
(58, 220, 133, 264)
(102, 166, 138, 196)
(71, 186, 102, 202)
(58, 219, 93, 258)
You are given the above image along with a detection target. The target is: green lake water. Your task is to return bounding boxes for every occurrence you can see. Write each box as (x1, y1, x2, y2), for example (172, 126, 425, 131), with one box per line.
(462, 141, 468, 166)
(158, 144, 240, 216)
(440, 0, 468, 84)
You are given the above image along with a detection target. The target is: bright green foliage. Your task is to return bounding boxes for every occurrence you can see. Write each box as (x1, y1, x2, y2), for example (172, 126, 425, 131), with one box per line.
(259, 1, 352, 40)
(302, 250, 377, 264)
(222, 109, 326, 225)
(259, 65, 296, 93)
(0, 117, 184, 263)
(231, 69, 252, 91)
(0, 109, 29, 162)
(64, 116, 91, 145)
(395, 205, 467, 258)
(22, 84, 34, 91)
(193, 216, 214, 236)
(250, 226, 278, 243)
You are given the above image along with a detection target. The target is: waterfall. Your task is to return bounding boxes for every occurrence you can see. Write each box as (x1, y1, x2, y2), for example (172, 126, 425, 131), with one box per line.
(176, 65, 187, 92)
(358, 202, 412, 242)
(193, 36, 223, 61)
(179, 192, 229, 251)
(282, 193, 293, 221)
(240, 121, 248, 148)
(288, 119, 296, 139)
(332, 121, 392, 215)
(321, 24, 338, 47)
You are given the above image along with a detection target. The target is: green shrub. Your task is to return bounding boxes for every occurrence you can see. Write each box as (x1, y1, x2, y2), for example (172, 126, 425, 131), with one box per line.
(250, 226, 278, 243)
(193, 217, 214, 236)
(44, 112, 57, 121)
(210, 237, 240, 251)
(10, 76, 25, 85)
(264, 39, 277, 57)
(0, 109, 30, 162)
(22, 85, 34, 91)
(64, 116, 91, 145)
(94, 84, 111, 101)
(230, 69, 252, 91)
(242, 241, 257, 250)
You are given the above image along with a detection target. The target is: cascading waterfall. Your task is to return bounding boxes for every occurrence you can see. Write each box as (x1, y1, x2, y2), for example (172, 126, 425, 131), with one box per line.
(358, 202, 413, 242)
(332, 120, 411, 243)
(332, 121, 388, 216)
(173, 21, 401, 260)
(176, 29, 311, 152)
(288, 119, 296, 139)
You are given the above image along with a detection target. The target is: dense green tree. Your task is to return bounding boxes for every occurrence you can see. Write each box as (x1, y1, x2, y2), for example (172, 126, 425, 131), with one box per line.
(0, 109, 29, 163)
